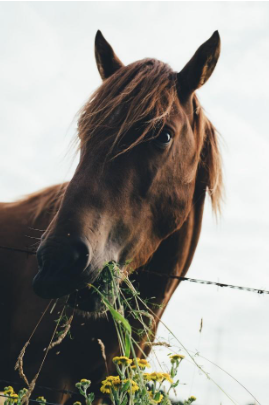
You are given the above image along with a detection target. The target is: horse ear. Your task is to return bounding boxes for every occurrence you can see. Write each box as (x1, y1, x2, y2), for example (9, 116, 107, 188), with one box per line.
(95, 30, 124, 80)
(177, 31, 221, 97)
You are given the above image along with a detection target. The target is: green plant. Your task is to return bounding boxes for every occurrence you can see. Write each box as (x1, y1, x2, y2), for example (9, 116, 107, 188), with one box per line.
(75, 379, 94, 405)
(75, 352, 190, 405)
(74, 261, 196, 405)
(2, 386, 47, 405)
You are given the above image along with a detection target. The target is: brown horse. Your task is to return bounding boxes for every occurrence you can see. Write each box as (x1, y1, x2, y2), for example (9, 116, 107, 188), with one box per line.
(0, 31, 222, 403)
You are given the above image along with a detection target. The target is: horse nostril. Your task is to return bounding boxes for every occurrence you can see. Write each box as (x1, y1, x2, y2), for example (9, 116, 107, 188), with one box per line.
(33, 236, 92, 299)
(37, 236, 91, 270)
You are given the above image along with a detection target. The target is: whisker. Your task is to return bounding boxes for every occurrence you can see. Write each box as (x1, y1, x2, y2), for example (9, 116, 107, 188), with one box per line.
(28, 227, 46, 232)
(25, 235, 42, 240)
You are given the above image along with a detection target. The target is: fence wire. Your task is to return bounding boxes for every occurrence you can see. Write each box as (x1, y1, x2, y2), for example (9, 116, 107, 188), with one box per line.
(0, 244, 268, 296)
(144, 270, 269, 295)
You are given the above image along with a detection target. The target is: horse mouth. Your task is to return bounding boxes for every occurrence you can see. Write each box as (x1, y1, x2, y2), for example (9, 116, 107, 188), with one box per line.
(67, 268, 118, 315)
(67, 285, 107, 314)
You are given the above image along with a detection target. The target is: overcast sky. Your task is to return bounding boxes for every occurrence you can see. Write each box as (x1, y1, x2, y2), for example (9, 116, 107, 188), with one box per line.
(0, 2, 268, 405)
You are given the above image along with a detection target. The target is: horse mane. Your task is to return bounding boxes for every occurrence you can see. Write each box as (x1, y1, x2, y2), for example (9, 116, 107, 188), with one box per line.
(21, 59, 222, 221)
(193, 95, 223, 214)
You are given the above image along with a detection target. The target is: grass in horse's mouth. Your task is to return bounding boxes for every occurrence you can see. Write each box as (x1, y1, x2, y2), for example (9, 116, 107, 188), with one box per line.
(67, 263, 120, 315)
(67, 285, 106, 314)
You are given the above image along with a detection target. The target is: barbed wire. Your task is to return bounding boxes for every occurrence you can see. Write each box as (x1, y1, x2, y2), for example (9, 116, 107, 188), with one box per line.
(0, 244, 268, 296)
(144, 270, 269, 295)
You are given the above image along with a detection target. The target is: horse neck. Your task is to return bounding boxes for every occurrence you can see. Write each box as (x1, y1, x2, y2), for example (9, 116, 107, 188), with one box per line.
(130, 185, 206, 320)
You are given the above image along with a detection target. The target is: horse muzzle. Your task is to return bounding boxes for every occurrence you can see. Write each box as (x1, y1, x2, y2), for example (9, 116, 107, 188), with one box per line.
(32, 235, 93, 299)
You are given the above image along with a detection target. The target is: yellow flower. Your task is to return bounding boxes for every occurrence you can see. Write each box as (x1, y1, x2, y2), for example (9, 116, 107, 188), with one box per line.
(9, 394, 19, 403)
(101, 376, 121, 389)
(133, 358, 151, 369)
(148, 391, 164, 403)
(160, 373, 173, 383)
(80, 379, 90, 383)
(122, 379, 139, 393)
(170, 354, 185, 362)
(143, 372, 161, 381)
(100, 376, 121, 394)
(112, 356, 132, 366)
(36, 397, 46, 404)
(100, 382, 112, 394)
(73, 402, 82, 405)
(4, 387, 14, 396)
(143, 372, 172, 384)
(103, 376, 120, 384)
(188, 396, 196, 402)
(149, 372, 163, 382)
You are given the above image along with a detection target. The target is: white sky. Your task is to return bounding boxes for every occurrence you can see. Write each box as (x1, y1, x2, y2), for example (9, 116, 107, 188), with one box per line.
(0, 2, 268, 405)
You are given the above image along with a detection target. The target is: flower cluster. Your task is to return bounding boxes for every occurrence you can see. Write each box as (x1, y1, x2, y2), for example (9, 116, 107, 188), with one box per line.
(113, 356, 151, 370)
(100, 376, 121, 394)
(170, 354, 185, 363)
(143, 372, 173, 384)
(183, 396, 197, 405)
(132, 358, 151, 369)
(88, 354, 194, 405)
(3, 387, 15, 396)
(3, 387, 19, 405)
(36, 397, 47, 405)
(75, 379, 94, 405)
(113, 356, 133, 366)
(100, 375, 139, 395)
(74, 351, 195, 405)
(169, 353, 185, 380)
(2, 387, 42, 405)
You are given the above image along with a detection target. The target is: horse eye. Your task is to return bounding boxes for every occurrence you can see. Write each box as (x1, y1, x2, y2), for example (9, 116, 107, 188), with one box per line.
(154, 130, 172, 149)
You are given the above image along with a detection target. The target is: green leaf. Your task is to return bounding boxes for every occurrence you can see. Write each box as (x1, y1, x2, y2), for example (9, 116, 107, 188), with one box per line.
(124, 333, 131, 357)
(170, 380, 179, 389)
(121, 397, 128, 405)
(91, 285, 131, 334)
(121, 381, 131, 393)
(108, 304, 132, 334)
(87, 393, 95, 403)
(154, 392, 162, 401)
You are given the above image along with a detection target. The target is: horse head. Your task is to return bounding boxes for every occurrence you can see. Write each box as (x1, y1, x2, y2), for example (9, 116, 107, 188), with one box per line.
(33, 30, 222, 314)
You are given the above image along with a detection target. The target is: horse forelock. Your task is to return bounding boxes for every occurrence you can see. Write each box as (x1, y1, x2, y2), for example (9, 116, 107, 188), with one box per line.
(77, 59, 178, 157)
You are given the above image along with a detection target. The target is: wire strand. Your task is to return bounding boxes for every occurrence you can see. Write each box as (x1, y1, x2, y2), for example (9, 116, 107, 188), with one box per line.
(1, 244, 268, 296)
(143, 270, 269, 295)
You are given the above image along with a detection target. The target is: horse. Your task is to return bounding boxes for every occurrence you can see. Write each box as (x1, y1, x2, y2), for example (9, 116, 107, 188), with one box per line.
(0, 30, 222, 404)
